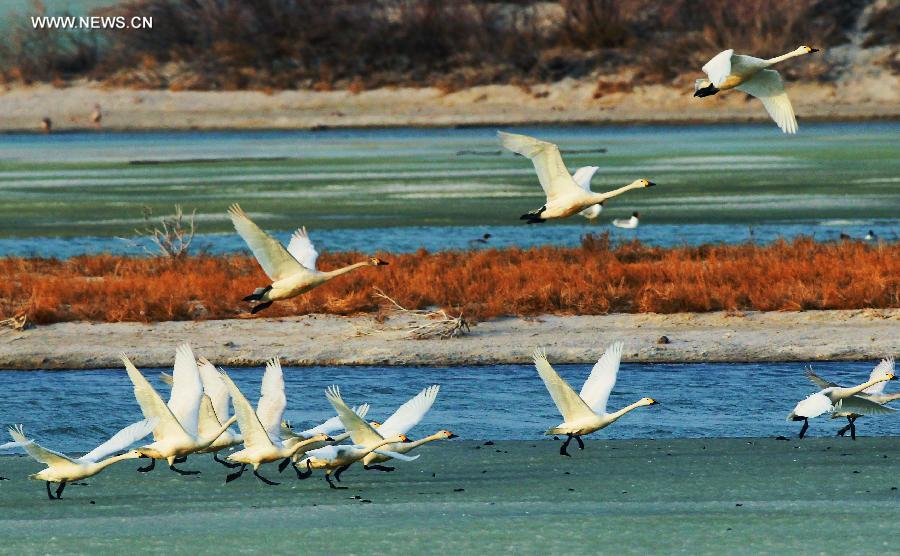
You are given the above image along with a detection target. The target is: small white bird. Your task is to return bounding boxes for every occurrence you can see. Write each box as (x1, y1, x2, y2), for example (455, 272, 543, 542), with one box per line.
(498, 132, 654, 223)
(228, 204, 389, 313)
(533, 343, 658, 456)
(864, 230, 877, 241)
(805, 357, 898, 439)
(694, 46, 819, 133)
(788, 370, 895, 438)
(7, 420, 154, 499)
(612, 212, 640, 229)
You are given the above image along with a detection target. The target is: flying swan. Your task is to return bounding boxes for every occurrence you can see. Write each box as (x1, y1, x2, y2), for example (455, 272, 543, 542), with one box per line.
(533, 342, 658, 456)
(787, 369, 895, 438)
(694, 46, 819, 133)
(228, 204, 388, 313)
(498, 132, 654, 223)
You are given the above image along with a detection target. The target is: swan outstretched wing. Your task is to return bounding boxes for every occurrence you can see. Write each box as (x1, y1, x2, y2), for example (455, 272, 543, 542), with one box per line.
(228, 203, 306, 281)
(325, 385, 384, 446)
(372, 449, 420, 462)
(735, 70, 797, 134)
(7, 425, 74, 466)
(571, 166, 599, 192)
(220, 370, 274, 449)
(197, 358, 231, 423)
(498, 131, 583, 203)
(296, 404, 370, 438)
(121, 354, 191, 442)
(864, 357, 894, 395)
(579, 342, 624, 414)
(286, 227, 319, 271)
(789, 391, 833, 420)
(158, 372, 173, 386)
(80, 419, 156, 463)
(532, 349, 595, 422)
(377, 385, 440, 439)
(804, 367, 839, 390)
(256, 358, 287, 442)
(196, 394, 223, 438)
(701, 49, 734, 87)
(166, 343, 202, 438)
(834, 396, 897, 416)
(305, 444, 341, 461)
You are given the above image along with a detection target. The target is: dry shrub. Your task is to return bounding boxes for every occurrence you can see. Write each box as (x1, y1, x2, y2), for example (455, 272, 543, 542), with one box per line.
(0, 238, 896, 325)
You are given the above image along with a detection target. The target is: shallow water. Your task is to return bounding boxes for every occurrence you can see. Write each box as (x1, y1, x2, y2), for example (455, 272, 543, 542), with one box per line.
(0, 361, 895, 453)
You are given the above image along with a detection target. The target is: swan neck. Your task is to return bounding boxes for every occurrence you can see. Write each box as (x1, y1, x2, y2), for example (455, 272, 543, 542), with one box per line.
(406, 434, 443, 450)
(289, 436, 326, 455)
(836, 377, 887, 399)
(590, 183, 641, 204)
(607, 399, 646, 422)
(95, 451, 138, 470)
(765, 49, 804, 66)
(324, 261, 370, 279)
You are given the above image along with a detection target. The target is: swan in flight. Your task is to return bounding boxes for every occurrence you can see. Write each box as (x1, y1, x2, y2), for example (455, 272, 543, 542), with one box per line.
(788, 369, 895, 438)
(219, 358, 331, 485)
(228, 204, 389, 314)
(121, 344, 237, 475)
(498, 132, 654, 223)
(805, 357, 898, 439)
(612, 212, 640, 229)
(296, 386, 416, 489)
(7, 420, 155, 499)
(533, 342, 658, 456)
(280, 404, 372, 454)
(694, 46, 819, 133)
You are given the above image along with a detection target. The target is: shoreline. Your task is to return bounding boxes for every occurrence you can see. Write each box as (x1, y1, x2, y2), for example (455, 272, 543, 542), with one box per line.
(1, 309, 896, 369)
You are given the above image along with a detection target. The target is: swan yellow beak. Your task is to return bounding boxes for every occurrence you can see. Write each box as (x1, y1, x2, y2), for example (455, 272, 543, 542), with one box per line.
(648, 398, 660, 405)
(887, 373, 896, 381)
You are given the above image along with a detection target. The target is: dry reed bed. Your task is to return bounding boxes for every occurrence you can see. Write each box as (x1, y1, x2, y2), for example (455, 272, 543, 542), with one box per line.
(0, 238, 896, 325)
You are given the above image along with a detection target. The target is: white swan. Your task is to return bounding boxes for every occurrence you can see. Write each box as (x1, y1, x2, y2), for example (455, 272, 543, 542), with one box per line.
(805, 357, 898, 438)
(612, 212, 640, 229)
(228, 204, 389, 313)
(498, 132, 654, 223)
(533, 342, 658, 456)
(280, 404, 371, 454)
(788, 369, 895, 438)
(694, 46, 819, 133)
(121, 345, 237, 475)
(218, 358, 332, 484)
(7, 420, 155, 499)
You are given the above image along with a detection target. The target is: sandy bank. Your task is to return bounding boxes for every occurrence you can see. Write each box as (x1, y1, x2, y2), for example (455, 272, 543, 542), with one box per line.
(1, 76, 898, 132)
(1, 438, 898, 553)
(0, 309, 896, 369)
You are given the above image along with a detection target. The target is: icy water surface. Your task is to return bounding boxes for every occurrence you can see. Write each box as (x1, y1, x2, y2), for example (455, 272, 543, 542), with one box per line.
(1, 361, 896, 453)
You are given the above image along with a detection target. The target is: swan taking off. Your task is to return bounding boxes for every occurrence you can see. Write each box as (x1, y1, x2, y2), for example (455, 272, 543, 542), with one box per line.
(788, 369, 895, 438)
(805, 357, 898, 439)
(498, 132, 654, 223)
(612, 212, 640, 229)
(228, 204, 389, 314)
(7, 420, 154, 499)
(532, 342, 658, 456)
(694, 46, 819, 133)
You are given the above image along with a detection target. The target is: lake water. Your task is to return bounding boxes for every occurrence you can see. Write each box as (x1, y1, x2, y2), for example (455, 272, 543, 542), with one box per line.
(1, 122, 897, 257)
(1, 361, 895, 453)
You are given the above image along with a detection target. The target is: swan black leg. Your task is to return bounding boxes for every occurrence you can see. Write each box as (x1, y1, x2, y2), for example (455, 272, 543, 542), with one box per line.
(325, 471, 346, 490)
(294, 460, 312, 480)
(364, 464, 395, 472)
(214, 453, 241, 468)
(560, 435, 573, 457)
(46, 481, 56, 500)
(173, 456, 187, 464)
(278, 458, 291, 473)
(837, 421, 850, 437)
(334, 464, 350, 482)
(55, 480, 67, 499)
(169, 464, 201, 476)
(137, 457, 155, 473)
(575, 436, 585, 450)
(799, 418, 809, 439)
(253, 469, 280, 486)
(848, 416, 857, 440)
(225, 464, 247, 483)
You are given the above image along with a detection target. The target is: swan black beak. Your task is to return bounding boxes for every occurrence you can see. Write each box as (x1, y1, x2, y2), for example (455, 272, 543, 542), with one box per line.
(377, 260, 389, 266)
(324, 436, 335, 441)
(651, 400, 661, 405)
(646, 181, 656, 187)
(810, 48, 820, 53)
(448, 433, 459, 439)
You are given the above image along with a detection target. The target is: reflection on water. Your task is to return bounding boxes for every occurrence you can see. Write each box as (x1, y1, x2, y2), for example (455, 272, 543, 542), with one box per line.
(0, 361, 895, 452)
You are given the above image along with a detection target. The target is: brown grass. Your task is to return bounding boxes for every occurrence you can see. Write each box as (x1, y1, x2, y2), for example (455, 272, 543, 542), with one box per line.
(1, 238, 896, 325)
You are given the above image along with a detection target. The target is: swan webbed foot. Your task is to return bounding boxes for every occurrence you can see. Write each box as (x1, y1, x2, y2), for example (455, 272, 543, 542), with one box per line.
(325, 472, 347, 490)
(169, 464, 201, 476)
(253, 469, 280, 486)
(214, 453, 241, 468)
(798, 418, 809, 439)
(225, 464, 247, 483)
(363, 464, 395, 472)
(294, 460, 312, 480)
(137, 457, 156, 473)
(172, 456, 187, 464)
(250, 301, 274, 314)
(575, 436, 585, 450)
(559, 435, 573, 457)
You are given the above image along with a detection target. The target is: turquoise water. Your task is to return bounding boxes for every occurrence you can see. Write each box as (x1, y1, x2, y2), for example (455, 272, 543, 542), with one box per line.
(1, 361, 895, 453)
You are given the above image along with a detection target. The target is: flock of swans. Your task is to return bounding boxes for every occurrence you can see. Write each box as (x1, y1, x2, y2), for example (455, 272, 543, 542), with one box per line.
(2, 45, 846, 500)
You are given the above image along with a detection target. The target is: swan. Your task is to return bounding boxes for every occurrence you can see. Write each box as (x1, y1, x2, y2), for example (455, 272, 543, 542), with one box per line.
(160, 358, 243, 467)
(280, 404, 372, 454)
(218, 358, 332, 485)
(228, 204, 389, 313)
(498, 132, 654, 223)
(7, 420, 155, 499)
(121, 345, 237, 475)
(532, 342, 658, 456)
(694, 46, 819, 133)
(612, 212, 640, 229)
(805, 357, 898, 439)
(362, 430, 457, 471)
(787, 369, 895, 438)
(469, 233, 492, 246)
(573, 166, 603, 219)
(865, 230, 877, 241)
